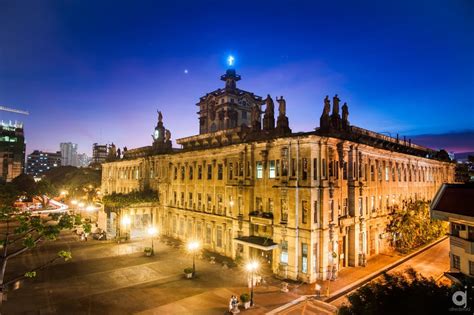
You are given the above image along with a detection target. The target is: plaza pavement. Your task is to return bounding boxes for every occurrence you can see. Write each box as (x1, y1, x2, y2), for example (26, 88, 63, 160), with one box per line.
(1, 233, 449, 314)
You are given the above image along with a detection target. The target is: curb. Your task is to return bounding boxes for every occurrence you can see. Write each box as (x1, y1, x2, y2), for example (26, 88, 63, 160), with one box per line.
(265, 236, 448, 314)
(325, 236, 448, 303)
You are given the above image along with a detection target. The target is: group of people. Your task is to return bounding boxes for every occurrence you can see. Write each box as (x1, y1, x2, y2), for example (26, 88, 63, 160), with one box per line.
(228, 295, 239, 314)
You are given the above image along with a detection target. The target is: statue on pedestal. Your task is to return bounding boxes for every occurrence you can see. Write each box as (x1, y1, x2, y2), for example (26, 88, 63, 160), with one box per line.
(277, 96, 286, 117)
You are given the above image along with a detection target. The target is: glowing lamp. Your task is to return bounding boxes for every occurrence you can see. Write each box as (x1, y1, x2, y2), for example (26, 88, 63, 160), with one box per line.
(121, 215, 131, 226)
(227, 55, 235, 67)
(147, 226, 158, 236)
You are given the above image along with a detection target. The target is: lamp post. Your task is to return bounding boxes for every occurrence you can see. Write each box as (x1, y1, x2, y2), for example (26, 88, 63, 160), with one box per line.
(147, 226, 158, 255)
(229, 199, 234, 216)
(246, 261, 259, 307)
(187, 240, 200, 275)
(121, 215, 131, 240)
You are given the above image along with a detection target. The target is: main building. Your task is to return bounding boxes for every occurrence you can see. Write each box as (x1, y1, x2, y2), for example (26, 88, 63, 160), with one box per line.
(100, 67, 455, 282)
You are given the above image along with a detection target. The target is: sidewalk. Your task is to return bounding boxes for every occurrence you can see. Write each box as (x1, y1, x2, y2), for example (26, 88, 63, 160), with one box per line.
(264, 237, 448, 314)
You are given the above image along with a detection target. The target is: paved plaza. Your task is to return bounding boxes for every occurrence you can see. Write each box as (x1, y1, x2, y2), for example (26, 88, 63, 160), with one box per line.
(2, 234, 449, 314)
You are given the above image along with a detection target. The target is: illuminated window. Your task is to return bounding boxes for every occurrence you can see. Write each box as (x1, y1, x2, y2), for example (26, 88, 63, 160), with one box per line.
(256, 161, 263, 179)
(301, 243, 308, 273)
(280, 241, 288, 264)
(269, 160, 276, 178)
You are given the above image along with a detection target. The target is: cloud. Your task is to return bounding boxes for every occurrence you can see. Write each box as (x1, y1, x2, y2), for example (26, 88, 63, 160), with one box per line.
(409, 130, 474, 153)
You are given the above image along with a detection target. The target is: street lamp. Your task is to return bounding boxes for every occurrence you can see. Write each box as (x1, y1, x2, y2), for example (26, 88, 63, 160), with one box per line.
(121, 215, 131, 240)
(187, 240, 200, 275)
(147, 226, 158, 255)
(246, 261, 259, 307)
(229, 199, 234, 216)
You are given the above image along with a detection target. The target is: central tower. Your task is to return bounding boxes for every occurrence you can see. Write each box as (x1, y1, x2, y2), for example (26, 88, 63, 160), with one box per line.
(196, 67, 262, 134)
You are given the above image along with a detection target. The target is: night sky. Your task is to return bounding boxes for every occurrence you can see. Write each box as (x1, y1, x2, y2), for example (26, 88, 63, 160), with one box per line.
(1, 0, 473, 156)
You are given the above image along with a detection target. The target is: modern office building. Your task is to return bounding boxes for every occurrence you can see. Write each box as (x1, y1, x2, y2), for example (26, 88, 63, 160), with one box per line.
(60, 142, 78, 167)
(92, 143, 108, 165)
(100, 68, 455, 283)
(0, 120, 26, 182)
(26, 150, 61, 177)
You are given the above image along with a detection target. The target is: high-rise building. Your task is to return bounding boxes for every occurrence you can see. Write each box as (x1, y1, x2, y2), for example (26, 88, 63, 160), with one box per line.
(60, 142, 78, 167)
(26, 150, 61, 177)
(92, 143, 108, 165)
(0, 120, 26, 182)
(77, 153, 91, 167)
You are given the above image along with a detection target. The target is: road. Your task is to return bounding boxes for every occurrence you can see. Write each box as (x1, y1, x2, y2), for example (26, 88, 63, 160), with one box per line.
(330, 238, 450, 308)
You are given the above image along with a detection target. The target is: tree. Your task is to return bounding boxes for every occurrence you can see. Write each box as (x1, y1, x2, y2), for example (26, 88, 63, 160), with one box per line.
(34, 179, 58, 209)
(339, 269, 454, 315)
(0, 183, 74, 303)
(44, 166, 101, 201)
(11, 174, 36, 198)
(386, 200, 447, 253)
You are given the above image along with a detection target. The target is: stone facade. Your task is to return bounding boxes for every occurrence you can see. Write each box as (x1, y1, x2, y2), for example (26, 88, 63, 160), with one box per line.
(100, 69, 455, 283)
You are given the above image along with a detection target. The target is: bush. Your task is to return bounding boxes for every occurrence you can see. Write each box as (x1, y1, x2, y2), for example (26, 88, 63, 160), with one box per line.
(240, 293, 250, 302)
(184, 267, 194, 274)
(339, 268, 453, 315)
(144, 247, 153, 253)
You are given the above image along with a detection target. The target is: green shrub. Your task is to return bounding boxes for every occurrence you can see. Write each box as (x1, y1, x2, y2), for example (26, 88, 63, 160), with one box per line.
(240, 293, 250, 302)
(184, 267, 194, 274)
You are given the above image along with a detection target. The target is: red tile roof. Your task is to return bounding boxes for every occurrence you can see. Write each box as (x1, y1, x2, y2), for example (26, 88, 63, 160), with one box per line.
(431, 183, 474, 217)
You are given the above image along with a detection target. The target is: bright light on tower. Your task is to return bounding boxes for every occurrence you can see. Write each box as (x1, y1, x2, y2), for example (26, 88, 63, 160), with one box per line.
(227, 55, 235, 67)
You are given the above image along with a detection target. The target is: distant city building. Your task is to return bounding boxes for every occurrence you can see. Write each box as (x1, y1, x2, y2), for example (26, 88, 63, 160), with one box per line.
(26, 150, 61, 177)
(92, 143, 108, 165)
(431, 183, 474, 282)
(0, 120, 25, 182)
(77, 153, 91, 167)
(101, 68, 456, 283)
(60, 142, 78, 166)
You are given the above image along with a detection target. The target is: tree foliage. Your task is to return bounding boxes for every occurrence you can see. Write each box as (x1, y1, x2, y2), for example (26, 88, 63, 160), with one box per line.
(0, 181, 74, 300)
(35, 179, 58, 208)
(103, 189, 158, 210)
(44, 166, 101, 199)
(339, 269, 454, 315)
(386, 200, 447, 253)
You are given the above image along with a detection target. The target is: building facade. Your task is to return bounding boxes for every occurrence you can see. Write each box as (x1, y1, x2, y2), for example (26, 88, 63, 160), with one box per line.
(60, 142, 78, 167)
(101, 68, 455, 282)
(431, 183, 474, 281)
(0, 120, 26, 182)
(26, 150, 61, 177)
(77, 153, 91, 168)
(92, 143, 108, 165)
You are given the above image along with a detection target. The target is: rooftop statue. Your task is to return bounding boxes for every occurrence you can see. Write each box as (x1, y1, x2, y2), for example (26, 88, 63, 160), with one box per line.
(265, 94, 274, 115)
(157, 110, 163, 123)
(332, 94, 340, 115)
(251, 104, 260, 124)
(342, 102, 349, 122)
(277, 96, 286, 116)
(323, 96, 331, 116)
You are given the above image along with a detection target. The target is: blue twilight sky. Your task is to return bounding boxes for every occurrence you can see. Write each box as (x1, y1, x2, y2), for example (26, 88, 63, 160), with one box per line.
(0, 0, 473, 155)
